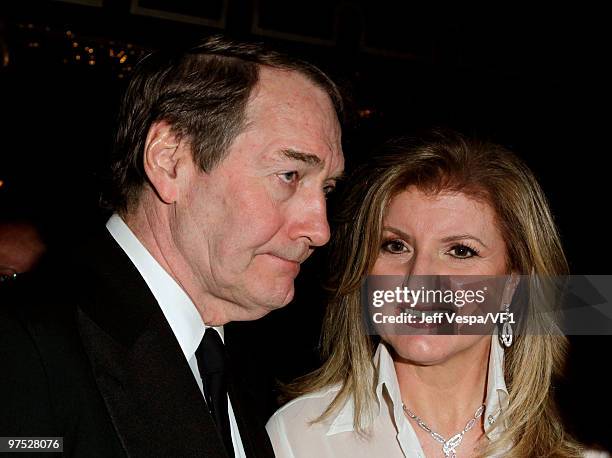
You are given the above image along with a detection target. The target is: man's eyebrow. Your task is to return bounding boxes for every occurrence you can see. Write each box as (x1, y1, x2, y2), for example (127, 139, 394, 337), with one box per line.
(280, 148, 324, 169)
(440, 234, 488, 248)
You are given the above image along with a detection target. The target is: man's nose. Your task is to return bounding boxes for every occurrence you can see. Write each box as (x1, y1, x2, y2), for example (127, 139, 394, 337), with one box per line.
(290, 194, 331, 247)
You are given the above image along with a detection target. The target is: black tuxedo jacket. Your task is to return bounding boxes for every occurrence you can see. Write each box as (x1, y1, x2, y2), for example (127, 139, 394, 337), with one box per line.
(0, 230, 275, 458)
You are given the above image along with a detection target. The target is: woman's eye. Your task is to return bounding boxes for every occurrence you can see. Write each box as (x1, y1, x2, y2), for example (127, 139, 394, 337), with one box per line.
(381, 240, 408, 254)
(448, 244, 479, 259)
(278, 171, 299, 184)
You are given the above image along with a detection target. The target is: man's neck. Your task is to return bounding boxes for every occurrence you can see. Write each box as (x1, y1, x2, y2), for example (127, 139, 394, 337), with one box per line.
(121, 204, 232, 326)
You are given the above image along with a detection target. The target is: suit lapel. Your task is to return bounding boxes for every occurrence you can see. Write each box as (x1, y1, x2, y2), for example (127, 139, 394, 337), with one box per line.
(227, 372, 275, 458)
(74, 231, 228, 458)
(224, 325, 275, 458)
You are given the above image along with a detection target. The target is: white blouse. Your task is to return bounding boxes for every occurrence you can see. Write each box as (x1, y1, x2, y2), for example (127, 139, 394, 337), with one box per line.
(266, 335, 510, 458)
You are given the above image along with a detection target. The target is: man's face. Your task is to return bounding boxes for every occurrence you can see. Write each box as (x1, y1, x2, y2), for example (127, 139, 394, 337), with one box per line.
(172, 67, 344, 320)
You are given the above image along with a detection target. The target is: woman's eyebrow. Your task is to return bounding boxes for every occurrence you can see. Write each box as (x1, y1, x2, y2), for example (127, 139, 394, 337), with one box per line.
(382, 228, 489, 249)
(383, 226, 412, 242)
(440, 234, 488, 248)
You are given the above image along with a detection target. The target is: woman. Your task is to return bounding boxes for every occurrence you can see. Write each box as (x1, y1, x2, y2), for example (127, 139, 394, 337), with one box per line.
(266, 131, 592, 457)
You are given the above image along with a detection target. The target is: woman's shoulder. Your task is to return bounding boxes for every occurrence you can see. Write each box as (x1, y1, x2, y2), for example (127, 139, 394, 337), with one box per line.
(266, 384, 349, 455)
(583, 449, 610, 458)
(266, 384, 354, 456)
(267, 383, 343, 427)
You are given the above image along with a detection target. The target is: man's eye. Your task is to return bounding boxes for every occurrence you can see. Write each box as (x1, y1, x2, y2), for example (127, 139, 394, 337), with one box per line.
(323, 184, 336, 196)
(381, 240, 408, 254)
(448, 244, 479, 259)
(278, 171, 299, 184)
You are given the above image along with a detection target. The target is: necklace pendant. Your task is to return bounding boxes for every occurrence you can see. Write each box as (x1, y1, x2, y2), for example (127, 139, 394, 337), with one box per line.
(443, 433, 463, 457)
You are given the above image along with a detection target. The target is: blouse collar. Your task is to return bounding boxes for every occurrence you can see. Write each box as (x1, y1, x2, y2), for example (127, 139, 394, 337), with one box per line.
(327, 334, 509, 446)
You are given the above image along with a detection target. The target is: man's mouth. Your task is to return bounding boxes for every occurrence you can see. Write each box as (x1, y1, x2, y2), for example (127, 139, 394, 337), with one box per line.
(265, 254, 302, 273)
(268, 250, 310, 265)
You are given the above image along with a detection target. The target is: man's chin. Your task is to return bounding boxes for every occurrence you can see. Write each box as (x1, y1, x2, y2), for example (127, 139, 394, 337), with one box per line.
(233, 301, 289, 322)
(231, 286, 295, 321)
(264, 288, 295, 311)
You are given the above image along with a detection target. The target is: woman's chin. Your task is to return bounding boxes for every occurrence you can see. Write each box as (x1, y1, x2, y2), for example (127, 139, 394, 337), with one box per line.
(384, 334, 485, 366)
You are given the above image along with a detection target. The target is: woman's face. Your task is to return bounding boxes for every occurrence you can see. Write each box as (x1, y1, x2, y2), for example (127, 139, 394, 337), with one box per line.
(372, 186, 510, 365)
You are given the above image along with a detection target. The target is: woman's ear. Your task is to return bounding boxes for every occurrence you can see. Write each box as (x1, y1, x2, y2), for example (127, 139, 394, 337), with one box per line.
(501, 271, 521, 308)
(143, 120, 187, 204)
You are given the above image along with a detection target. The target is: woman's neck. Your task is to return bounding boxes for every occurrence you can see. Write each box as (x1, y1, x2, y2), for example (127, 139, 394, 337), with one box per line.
(393, 336, 491, 437)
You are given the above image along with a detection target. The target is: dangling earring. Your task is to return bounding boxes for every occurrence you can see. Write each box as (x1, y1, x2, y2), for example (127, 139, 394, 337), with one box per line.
(499, 303, 513, 348)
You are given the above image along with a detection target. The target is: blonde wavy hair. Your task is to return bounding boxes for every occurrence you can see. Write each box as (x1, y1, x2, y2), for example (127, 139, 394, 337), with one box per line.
(285, 131, 582, 457)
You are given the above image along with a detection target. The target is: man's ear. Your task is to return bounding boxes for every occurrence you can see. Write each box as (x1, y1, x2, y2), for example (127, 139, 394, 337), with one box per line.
(143, 120, 186, 204)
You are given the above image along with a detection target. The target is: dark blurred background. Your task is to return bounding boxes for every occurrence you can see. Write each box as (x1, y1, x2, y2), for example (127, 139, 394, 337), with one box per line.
(1, 0, 609, 452)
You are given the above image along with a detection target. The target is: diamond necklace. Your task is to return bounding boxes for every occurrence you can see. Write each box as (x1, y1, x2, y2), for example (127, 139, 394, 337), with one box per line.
(402, 403, 485, 458)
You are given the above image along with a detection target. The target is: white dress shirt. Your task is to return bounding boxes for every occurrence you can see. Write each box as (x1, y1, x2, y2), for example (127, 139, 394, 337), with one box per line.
(106, 214, 246, 458)
(266, 335, 510, 458)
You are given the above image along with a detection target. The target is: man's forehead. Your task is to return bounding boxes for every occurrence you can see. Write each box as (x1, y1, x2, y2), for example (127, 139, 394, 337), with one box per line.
(248, 67, 335, 116)
(329, 147, 345, 178)
(236, 66, 343, 175)
(256, 66, 317, 91)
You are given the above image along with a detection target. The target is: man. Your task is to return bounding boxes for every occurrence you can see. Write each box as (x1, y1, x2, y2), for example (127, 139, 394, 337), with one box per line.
(0, 36, 344, 457)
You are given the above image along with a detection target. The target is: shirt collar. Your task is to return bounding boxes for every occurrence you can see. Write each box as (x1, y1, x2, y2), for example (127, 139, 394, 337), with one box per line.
(106, 214, 223, 362)
(326, 344, 398, 436)
(483, 333, 509, 440)
(327, 334, 509, 441)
